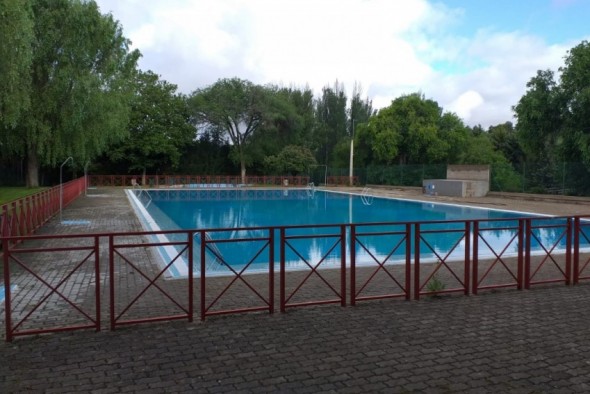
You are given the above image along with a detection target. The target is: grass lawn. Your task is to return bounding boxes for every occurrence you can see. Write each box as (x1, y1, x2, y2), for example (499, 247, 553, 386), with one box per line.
(0, 187, 47, 205)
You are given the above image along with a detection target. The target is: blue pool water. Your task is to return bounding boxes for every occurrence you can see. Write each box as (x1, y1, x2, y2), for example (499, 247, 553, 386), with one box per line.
(129, 189, 565, 276)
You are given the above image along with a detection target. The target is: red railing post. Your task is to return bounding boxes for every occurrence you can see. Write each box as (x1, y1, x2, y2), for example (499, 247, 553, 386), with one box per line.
(574, 217, 580, 284)
(526, 219, 532, 287)
(280, 227, 286, 313)
(464, 221, 471, 296)
(3, 237, 13, 342)
(109, 234, 116, 330)
(188, 231, 194, 322)
(94, 236, 101, 332)
(414, 223, 421, 300)
(350, 224, 356, 306)
(340, 225, 346, 307)
(517, 219, 524, 289)
(405, 223, 411, 300)
(200, 231, 206, 321)
(472, 220, 479, 295)
(566, 217, 572, 286)
(269, 228, 275, 314)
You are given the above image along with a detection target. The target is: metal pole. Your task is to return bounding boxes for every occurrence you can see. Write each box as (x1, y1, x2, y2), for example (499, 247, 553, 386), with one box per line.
(84, 161, 90, 196)
(59, 157, 73, 223)
(349, 120, 356, 187)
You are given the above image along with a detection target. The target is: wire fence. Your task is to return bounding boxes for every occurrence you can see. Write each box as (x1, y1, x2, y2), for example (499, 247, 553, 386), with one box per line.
(320, 162, 590, 196)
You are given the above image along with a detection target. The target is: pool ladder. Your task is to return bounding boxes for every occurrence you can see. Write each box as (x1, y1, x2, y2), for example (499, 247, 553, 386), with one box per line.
(307, 182, 316, 198)
(361, 187, 373, 205)
(201, 232, 226, 270)
(136, 189, 152, 208)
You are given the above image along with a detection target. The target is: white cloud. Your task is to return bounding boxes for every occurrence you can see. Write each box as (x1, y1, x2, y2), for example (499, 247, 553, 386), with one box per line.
(95, 0, 584, 127)
(447, 90, 483, 120)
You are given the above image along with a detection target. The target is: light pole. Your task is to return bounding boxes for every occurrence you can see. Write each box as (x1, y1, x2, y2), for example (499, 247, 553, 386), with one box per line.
(84, 160, 90, 196)
(60, 156, 73, 223)
(349, 120, 357, 187)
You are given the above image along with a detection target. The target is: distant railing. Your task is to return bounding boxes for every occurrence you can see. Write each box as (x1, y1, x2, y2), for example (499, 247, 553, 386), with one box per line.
(87, 175, 359, 188)
(0, 177, 86, 249)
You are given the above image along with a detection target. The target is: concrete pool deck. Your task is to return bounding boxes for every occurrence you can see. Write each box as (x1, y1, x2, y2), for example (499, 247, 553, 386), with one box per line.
(2, 186, 590, 392)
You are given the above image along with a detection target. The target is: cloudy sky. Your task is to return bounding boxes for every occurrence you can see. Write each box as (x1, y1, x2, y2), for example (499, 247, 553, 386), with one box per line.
(94, 0, 590, 128)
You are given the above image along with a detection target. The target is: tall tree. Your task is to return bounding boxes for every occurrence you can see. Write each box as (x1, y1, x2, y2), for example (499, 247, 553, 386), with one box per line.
(488, 122, 523, 165)
(189, 78, 268, 183)
(513, 69, 562, 162)
(559, 40, 590, 165)
(0, 0, 33, 130)
(359, 93, 447, 165)
(314, 81, 348, 165)
(107, 71, 194, 182)
(1, 0, 139, 186)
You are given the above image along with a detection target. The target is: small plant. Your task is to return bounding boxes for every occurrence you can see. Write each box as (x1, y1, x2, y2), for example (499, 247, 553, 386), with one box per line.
(426, 259, 446, 296)
(426, 275, 446, 295)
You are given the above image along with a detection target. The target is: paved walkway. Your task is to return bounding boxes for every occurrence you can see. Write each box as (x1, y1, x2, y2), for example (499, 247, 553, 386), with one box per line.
(2, 188, 590, 393)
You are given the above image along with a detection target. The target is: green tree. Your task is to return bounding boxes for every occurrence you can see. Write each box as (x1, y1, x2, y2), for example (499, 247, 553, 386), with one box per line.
(559, 40, 590, 165)
(189, 78, 269, 183)
(107, 71, 194, 182)
(244, 85, 313, 170)
(487, 122, 523, 165)
(359, 93, 448, 165)
(0, 0, 139, 186)
(314, 81, 348, 165)
(513, 69, 562, 162)
(263, 145, 317, 175)
(0, 0, 33, 129)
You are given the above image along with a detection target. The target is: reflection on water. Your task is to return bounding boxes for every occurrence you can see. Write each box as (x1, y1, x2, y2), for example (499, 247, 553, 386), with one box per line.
(135, 189, 577, 275)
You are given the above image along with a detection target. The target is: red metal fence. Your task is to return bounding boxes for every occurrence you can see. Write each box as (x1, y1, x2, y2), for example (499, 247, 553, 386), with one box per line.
(0, 177, 87, 248)
(3, 215, 588, 341)
(2, 234, 100, 341)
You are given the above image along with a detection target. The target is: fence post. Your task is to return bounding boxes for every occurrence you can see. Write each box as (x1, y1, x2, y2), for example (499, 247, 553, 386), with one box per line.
(518, 219, 524, 290)
(524, 219, 531, 289)
(464, 221, 471, 296)
(109, 234, 116, 330)
(188, 231, 194, 322)
(3, 237, 13, 342)
(94, 236, 101, 332)
(414, 223, 421, 300)
(269, 228, 275, 314)
(350, 224, 356, 306)
(405, 223, 411, 300)
(472, 220, 479, 295)
(573, 217, 580, 284)
(566, 217, 572, 286)
(200, 231, 206, 321)
(280, 227, 286, 313)
(340, 225, 346, 307)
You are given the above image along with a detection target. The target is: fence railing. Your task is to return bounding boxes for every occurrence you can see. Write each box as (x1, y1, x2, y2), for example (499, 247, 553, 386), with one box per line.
(2, 215, 588, 341)
(0, 177, 87, 250)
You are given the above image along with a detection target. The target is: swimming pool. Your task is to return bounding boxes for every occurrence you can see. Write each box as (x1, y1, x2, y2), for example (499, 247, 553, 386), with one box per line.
(127, 189, 565, 277)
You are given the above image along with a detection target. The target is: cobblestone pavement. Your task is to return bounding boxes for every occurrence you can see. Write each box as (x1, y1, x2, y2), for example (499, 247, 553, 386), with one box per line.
(2, 187, 590, 393)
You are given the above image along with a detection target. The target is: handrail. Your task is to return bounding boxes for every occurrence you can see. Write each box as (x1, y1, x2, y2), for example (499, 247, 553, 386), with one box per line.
(361, 187, 373, 205)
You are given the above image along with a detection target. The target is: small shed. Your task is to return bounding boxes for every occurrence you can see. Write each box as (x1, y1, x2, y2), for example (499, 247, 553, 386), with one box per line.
(423, 165, 490, 197)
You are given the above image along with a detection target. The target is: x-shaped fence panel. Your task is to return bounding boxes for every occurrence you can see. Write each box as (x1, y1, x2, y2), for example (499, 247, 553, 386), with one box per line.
(472, 219, 524, 294)
(350, 223, 411, 304)
(525, 218, 572, 288)
(573, 216, 590, 284)
(109, 231, 193, 329)
(3, 235, 100, 342)
(199, 228, 274, 320)
(414, 221, 470, 299)
(280, 225, 346, 311)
